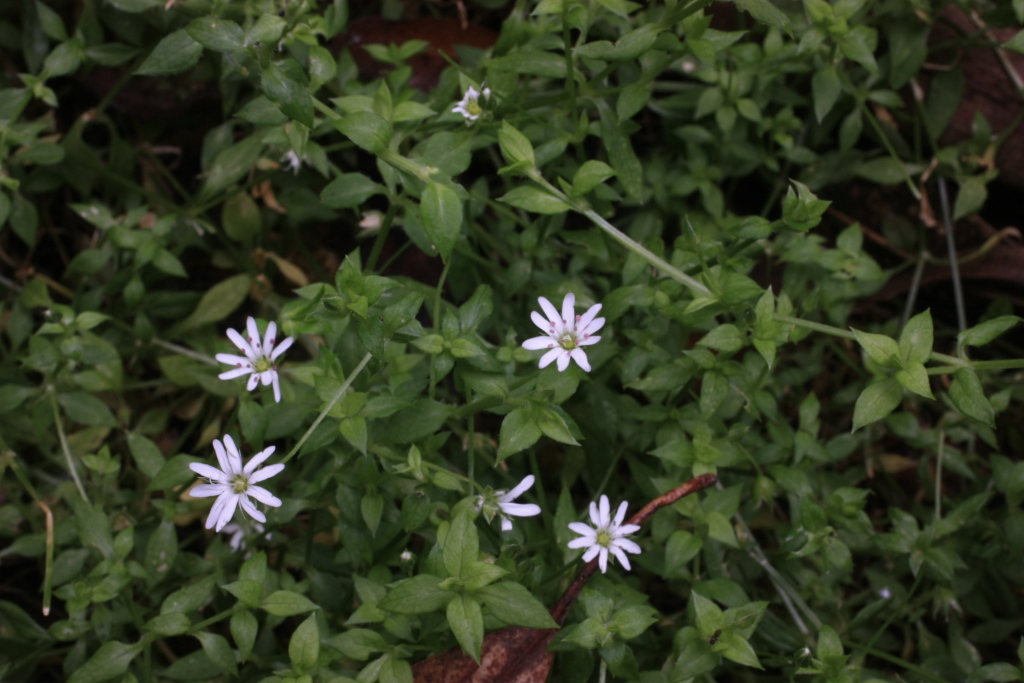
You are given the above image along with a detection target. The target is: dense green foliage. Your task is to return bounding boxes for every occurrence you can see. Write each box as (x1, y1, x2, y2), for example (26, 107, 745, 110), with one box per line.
(2, 0, 1024, 682)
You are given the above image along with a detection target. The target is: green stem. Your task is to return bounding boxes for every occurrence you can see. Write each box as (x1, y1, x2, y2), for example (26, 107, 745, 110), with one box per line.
(429, 257, 454, 400)
(467, 414, 475, 484)
(451, 371, 540, 418)
(281, 352, 373, 463)
(188, 606, 236, 634)
(366, 198, 402, 273)
(852, 571, 923, 666)
(935, 427, 944, 521)
(151, 338, 220, 366)
(48, 388, 90, 503)
(859, 646, 947, 683)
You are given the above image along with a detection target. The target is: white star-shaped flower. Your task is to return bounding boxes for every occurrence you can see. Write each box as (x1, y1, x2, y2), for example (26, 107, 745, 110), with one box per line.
(478, 475, 543, 531)
(521, 293, 605, 372)
(221, 521, 267, 552)
(452, 85, 491, 121)
(280, 150, 303, 175)
(567, 494, 642, 573)
(216, 317, 294, 403)
(189, 435, 284, 533)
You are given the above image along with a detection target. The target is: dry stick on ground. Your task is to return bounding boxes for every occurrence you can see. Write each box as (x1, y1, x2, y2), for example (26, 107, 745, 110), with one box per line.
(411, 474, 719, 683)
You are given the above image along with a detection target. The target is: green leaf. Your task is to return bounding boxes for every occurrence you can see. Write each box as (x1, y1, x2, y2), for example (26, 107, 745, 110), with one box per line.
(496, 407, 543, 463)
(498, 121, 535, 168)
(145, 519, 177, 581)
(222, 191, 262, 243)
(308, 45, 338, 90)
(461, 561, 509, 592)
(692, 591, 725, 636)
(447, 594, 484, 663)
(67, 641, 141, 683)
(958, 315, 1021, 352)
(146, 454, 197, 492)
(36, 1, 67, 40)
(186, 17, 245, 52)
(476, 582, 557, 628)
(536, 408, 580, 446)
(899, 309, 933, 364)
(201, 134, 265, 199)
(289, 614, 321, 672)
(597, 100, 643, 202)
(59, 391, 117, 427)
(9, 193, 39, 247)
(734, 0, 792, 32)
(332, 111, 392, 154)
(852, 377, 903, 431)
(443, 510, 479, 578)
(718, 630, 763, 669)
(895, 361, 933, 399)
(851, 328, 900, 368)
(572, 160, 616, 196)
(262, 59, 314, 128)
(949, 368, 995, 427)
(161, 575, 218, 614)
(361, 490, 383, 535)
(781, 180, 830, 232)
(378, 574, 452, 614)
(321, 173, 385, 209)
(143, 612, 191, 636)
(222, 579, 264, 608)
(177, 274, 251, 331)
(499, 186, 571, 215)
(968, 663, 1023, 683)
(854, 157, 910, 185)
(137, 30, 202, 76)
(196, 632, 237, 677)
(327, 628, 387, 661)
(673, 634, 719, 680)
(954, 176, 988, 220)
(231, 609, 258, 660)
(812, 62, 841, 122)
(420, 182, 463, 261)
(1004, 31, 1024, 54)
(260, 590, 319, 616)
(698, 324, 745, 354)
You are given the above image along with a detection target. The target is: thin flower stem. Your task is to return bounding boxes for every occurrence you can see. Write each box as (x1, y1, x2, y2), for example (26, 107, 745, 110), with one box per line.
(429, 256, 454, 400)
(467, 414, 475, 484)
(48, 388, 90, 503)
(4, 454, 53, 615)
(151, 338, 220, 366)
(281, 352, 373, 463)
(938, 177, 967, 334)
(851, 571, 924, 667)
(188, 606, 236, 634)
(366, 198, 401, 273)
(935, 427, 945, 522)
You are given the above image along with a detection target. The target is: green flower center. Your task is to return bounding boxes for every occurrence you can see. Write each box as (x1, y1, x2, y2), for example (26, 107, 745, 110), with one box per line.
(254, 357, 272, 373)
(232, 474, 250, 494)
(466, 100, 483, 117)
(596, 530, 612, 547)
(558, 333, 578, 351)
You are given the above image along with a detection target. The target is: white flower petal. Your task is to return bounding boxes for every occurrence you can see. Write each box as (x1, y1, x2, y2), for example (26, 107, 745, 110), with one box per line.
(206, 494, 230, 530)
(577, 335, 601, 347)
(216, 353, 251, 366)
(272, 372, 282, 403)
(531, 311, 554, 334)
(247, 317, 262, 353)
(500, 502, 541, 517)
(589, 501, 601, 527)
(248, 486, 282, 507)
(522, 336, 556, 351)
(190, 463, 228, 482)
(263, 321, 277, 355)
(191, 483, 230, 497)
(560, 293, 575, 326)
(610, 546, 632, 571)
(223, 435, 243, 474)
(538, 296, 560, 324)
(244, 446, 276, 474)
(260, 370, 274, 386)
(613, 500, 629, 527)
(569, 522, 596, 536)
(500, 517, 513, 532)
(239, 495, 267, 523)
(504, 475, 535, 501)
(614, 538, 642, 555)
(618, 524, 642, 536)
(556, 351, 571, 372)
(582, 545, 601, 562)
(214, 494, 240, 532)
(247, 373, 260, 391)
(582, 316, 606, 335)
(219, 367, 252, 380)
(568, 536, 595, 549)
(226, 328, 255, 359)
(270, 336, 293, 361)
(598, 496, 611, 526)
(598, 547, 609, 573)
(577, 303, 602, 329)
(212, 439, 231, 475)
(538, 347, 562, 369)
(570, 348, 591, 372)
(249, 463, 284, 483)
